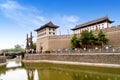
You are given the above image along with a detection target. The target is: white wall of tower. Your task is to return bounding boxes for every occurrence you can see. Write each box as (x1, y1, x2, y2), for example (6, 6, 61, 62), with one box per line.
(74, 21, 112, 34)
(37, 27, 57, 39)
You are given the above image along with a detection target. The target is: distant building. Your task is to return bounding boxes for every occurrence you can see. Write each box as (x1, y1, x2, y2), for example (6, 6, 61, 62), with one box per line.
(71, 16, 114, 34)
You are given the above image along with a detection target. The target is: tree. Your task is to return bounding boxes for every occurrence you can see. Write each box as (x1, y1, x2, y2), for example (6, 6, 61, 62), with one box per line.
(1, 48, 14, 53)
(87, 31, 95, 45)
(80, 30, 88, 48)
(79, 30, 95, 48)
(14, 44, 25, 52)
(71, 34, 80, 48)
(1, 44, 25, 53)
(93, 36, 100, 46)
(97, 30, 109, 47)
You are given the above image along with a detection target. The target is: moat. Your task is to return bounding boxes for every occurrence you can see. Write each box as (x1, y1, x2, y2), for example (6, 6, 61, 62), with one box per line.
(0, 59, 120, 80)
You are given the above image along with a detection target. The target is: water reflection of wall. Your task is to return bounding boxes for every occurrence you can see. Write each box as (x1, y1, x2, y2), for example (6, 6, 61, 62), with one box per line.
(0, 65, 6, 76)
(26, 69, 35, 80)
(23, 62, 120, 80)
(0, 56, 6, 63)
(37, 67, 120, 80)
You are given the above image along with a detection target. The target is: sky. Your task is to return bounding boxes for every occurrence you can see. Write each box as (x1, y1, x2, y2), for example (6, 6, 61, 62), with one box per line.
(0, 0, 120, 50)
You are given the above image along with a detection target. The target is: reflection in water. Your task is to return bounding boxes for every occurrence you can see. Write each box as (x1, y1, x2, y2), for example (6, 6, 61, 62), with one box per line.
(26, 69, 35, 80)
(24, 62, 120, 80)
(0, 60, 27, 80)
(37, 67, 120, 80)
(26, 69, 38, 80)
(0, 65, 6, 76)
(0, 60, 120, 80)
(7, 59, 21, 68)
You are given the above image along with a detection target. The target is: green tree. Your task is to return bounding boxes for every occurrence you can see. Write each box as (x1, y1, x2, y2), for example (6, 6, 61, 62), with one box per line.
(14, 44, 25, 52)
(80, 30, 95, 48)
(93, 36, 100, 46)
(97, 30, 109, 47)
(1, 44, 25, 53)
(71, 34, 80, 48)
(87, 31, 95, 45)
(1, 48, 14, 53)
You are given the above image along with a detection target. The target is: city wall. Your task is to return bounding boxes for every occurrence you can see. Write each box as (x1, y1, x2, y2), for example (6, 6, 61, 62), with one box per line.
(48, 26, 120, 50)
(36, 26, 120, 52)
(36, 37, 49, 52)
(94, 26, 120, 48)
(48, 35, 71, 50)
(0, 56, 6, 66)
(36, 35, 71, 52)
(24, 53, 120, 65)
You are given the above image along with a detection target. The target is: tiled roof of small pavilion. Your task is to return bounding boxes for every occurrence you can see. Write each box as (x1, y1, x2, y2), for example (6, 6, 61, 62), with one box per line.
(71, 16, 114, 30)
(35, 21, 59, 31)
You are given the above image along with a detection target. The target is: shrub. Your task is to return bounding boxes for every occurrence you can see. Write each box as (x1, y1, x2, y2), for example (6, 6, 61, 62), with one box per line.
(45, 50, 51, 53)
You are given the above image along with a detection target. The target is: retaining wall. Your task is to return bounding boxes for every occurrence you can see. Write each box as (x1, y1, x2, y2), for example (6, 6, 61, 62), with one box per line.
(24, 53, 120, 64)
(0, 56, 6, 64)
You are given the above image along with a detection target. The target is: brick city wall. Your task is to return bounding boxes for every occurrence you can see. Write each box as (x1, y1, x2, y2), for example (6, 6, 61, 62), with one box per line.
(93, 26, 120, 34)
(24, 53, 120, 64)
(36, 35, 71, 52)
(36, 26, 120, 52)
(94, 26, 120, 48)
(36, 37, 49, 52)
(48, 35, 71, 50)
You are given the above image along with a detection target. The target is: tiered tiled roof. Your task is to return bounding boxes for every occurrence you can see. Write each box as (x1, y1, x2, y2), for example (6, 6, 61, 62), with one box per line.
(35, 21, 59, 31)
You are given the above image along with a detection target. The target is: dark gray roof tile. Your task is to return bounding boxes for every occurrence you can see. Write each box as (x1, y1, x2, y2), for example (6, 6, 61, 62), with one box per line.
(35, 21, 59, 31)
(72, 16, 114, 30)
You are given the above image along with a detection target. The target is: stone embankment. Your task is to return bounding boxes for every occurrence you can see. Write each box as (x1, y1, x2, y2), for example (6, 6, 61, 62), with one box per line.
(24, 53, 120, 65)
(0, 56, 6, 66)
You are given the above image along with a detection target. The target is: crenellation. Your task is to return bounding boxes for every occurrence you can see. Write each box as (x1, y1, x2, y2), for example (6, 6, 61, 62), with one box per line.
(48, 35, 71, 39)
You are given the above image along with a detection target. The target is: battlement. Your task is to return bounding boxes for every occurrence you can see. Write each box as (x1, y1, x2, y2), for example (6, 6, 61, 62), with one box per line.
(48, 35, 71, 39)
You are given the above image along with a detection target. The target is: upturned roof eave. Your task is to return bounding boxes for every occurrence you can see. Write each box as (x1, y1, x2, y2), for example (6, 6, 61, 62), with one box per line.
(35, 25, 59, 32)
(34, 21, 59, 32)
(71, 17, 114, 31)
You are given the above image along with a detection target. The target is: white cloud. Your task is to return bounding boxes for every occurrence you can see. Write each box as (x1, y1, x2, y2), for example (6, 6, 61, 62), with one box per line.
(62, 15, 79, 23)
(49, 15, 80, 34)
(0, 0, 47, 31)
(0, 0, 80, 34)
(0, 0, 24, 10)
(0, 0, 80, 49)
(36, 16, 46, 22)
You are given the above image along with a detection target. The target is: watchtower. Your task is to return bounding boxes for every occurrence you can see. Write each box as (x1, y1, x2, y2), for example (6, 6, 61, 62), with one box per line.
(35, 21, 59, 52)
(35, 21, 59, 38)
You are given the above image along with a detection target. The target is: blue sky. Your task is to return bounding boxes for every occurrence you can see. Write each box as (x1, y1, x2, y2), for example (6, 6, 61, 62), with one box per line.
(0, 0, 120, 50)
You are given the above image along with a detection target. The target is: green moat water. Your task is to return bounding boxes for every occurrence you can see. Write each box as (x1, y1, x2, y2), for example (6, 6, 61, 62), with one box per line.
(0, 60, 120, 80)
